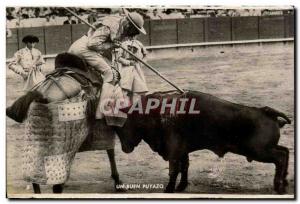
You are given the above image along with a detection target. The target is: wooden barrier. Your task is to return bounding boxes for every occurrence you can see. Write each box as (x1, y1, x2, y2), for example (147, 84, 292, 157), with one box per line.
(284, 15, 294, 38)
(178, 18, 205, 43)
(137, 20, 151, 46)
(44, 25, 72, 54)
(6, 28, 19, 58)
(259, 16, 285, 39)
(6, 15, 294, 58)
(71, 24, 89, 43)
(204, 17, 232, 42)
(150, 19, 177, 45)
(232, 16, 259, 40)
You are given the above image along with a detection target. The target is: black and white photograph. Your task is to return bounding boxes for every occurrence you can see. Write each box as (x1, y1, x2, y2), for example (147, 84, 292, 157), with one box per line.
(5, 5, 295, 199)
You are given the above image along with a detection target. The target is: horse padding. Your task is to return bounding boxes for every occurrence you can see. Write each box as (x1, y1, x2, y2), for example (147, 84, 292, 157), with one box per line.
(23, 95, 88, 185)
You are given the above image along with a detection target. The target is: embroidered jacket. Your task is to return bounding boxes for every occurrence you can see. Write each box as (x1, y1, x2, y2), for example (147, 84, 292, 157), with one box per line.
(8, 47, 45, 75)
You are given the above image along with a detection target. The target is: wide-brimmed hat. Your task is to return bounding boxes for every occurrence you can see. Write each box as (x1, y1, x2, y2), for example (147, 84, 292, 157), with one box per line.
(124, 10, 146, 35)
(22, 35, 39, 43)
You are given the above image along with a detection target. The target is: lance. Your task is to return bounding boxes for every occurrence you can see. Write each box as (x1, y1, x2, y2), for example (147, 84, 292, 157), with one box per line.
(64, 7, 185, 93)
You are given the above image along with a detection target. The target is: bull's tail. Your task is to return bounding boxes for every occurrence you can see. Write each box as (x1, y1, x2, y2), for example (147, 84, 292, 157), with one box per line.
(261, 106, 291, 128)
(6, 91, 48, 123)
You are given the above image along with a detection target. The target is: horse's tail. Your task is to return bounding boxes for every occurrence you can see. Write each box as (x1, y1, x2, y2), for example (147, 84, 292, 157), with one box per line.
(6, 91, 48, 123)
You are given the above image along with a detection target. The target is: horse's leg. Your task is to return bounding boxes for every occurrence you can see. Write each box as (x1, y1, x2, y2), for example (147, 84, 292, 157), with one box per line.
(106, 148, 123, 191)
(164, 160, 180, 193)
(52, 184, 64, 193)
(32, 183, 41, 194)
(176, 154, 189, 192)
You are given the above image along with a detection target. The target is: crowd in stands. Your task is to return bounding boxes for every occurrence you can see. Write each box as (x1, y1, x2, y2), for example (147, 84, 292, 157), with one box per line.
(6, 7, 294, 28)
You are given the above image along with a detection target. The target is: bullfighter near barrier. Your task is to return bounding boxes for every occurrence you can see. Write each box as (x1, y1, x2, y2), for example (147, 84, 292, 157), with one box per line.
(5, 5, 295, 199)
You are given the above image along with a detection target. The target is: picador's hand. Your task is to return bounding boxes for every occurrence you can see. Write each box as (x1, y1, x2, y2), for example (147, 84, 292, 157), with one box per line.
(112, 40, 121, 48)
(129, 60, 136, 66)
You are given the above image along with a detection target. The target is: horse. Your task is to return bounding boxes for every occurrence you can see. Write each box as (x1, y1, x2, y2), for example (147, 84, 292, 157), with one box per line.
(6, 52, 122, 194)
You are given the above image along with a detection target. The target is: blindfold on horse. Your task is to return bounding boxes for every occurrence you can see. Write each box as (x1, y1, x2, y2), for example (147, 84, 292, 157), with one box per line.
(6, 52, 102, 123)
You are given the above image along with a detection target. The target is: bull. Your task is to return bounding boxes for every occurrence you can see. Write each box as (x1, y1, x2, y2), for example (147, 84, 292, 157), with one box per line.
(114, 90, 291, 194)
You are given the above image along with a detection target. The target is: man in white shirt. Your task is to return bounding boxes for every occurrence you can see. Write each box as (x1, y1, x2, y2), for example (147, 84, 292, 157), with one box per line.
(8, 35, 45, 91)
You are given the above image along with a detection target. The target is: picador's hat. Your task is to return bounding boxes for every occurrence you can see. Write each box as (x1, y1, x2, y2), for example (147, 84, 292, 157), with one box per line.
(124, 10, 146, 35)
(22, 35, 39, 43)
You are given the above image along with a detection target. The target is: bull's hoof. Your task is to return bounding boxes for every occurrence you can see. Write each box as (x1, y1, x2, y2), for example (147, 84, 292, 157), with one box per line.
(274, 182, 287, 195)
(284, 179, 289, 187)
(164, 185, 175, 193)
(164, 189, 174, 193)
(275, 187, 287, 195)
(175, 182, 188, 192)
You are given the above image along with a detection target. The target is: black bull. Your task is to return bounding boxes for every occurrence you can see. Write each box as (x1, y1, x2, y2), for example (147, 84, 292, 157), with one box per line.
(114, 90, 291, 194)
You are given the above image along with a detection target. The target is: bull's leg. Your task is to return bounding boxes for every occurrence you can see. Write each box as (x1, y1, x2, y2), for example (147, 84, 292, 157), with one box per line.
(276, 145, 289, 187)
(176, 154, 189, 192)
(251, 146, 289, 194)
(272, 146, 289, 194)
(52, 184, 64, 193)
(165, 160, 180, 193)
(106, 149, 123, 191)
(32, 183, 41, 194)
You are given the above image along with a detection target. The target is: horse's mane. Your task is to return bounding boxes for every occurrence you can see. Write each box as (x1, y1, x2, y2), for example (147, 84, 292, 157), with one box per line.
(55, 52, 88, 71)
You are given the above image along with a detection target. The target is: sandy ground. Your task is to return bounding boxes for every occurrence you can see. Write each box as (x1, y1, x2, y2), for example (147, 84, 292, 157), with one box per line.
(6, 43, 294, 197)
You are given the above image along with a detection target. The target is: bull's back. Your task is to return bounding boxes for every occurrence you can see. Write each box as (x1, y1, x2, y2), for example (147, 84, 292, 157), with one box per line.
(139, 91, 281, 155)
(181, 91, 276, 150)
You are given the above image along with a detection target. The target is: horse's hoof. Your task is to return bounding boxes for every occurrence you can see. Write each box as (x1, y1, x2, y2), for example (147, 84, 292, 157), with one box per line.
(53, 184, 64, 194)
(175, 182, 188, 192)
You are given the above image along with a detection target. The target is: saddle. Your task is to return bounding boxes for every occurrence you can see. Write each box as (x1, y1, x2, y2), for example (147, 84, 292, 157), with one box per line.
(49, 52, 103, 92)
